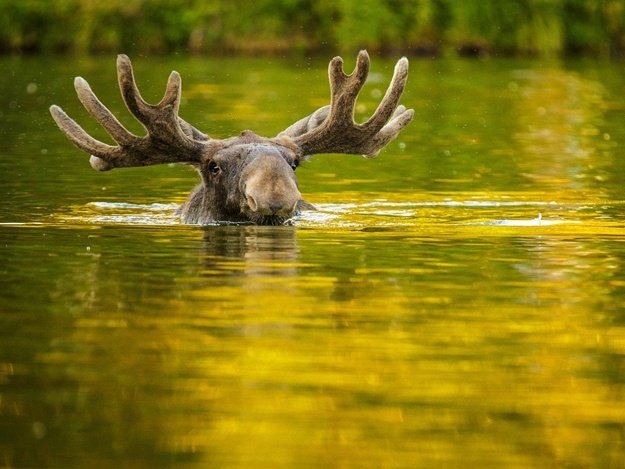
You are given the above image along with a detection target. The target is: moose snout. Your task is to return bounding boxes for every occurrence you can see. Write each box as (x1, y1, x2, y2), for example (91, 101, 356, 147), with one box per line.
(245, 187, 300, 216)
(242, 153, 301, 218)
(269, 203, 286, 215)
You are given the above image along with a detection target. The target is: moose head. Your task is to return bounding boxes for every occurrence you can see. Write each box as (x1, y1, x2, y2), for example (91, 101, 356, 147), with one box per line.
(50, 51, 414, 225)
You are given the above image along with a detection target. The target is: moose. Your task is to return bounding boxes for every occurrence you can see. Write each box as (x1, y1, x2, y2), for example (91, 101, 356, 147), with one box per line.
(50, 51, 413, 225)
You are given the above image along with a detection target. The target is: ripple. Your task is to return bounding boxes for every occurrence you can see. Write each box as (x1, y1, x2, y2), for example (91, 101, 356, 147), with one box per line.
(55, 201, 181, 226)
(479, 213, 578, 227)
(88, 202, 180, 212)
(38, 196, 624, 235)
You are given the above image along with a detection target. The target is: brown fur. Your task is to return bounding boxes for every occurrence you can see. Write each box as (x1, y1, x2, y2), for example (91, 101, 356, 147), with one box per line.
(178, 142, 305, 225)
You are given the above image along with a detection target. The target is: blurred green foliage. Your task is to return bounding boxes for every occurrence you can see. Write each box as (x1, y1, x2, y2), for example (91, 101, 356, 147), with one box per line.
(1, 0, 625, 57)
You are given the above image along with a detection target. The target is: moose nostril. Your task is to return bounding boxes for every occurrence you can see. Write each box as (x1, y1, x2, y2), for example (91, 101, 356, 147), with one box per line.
(246, 194, 258, 211)
(269, 203, 283, 215)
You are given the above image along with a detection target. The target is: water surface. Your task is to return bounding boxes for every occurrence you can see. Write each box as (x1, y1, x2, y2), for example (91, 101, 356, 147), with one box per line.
(1, 55, 625, 467)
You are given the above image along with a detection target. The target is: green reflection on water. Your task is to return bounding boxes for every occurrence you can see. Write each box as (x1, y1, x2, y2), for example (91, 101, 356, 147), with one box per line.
(1, 55, 625, 467)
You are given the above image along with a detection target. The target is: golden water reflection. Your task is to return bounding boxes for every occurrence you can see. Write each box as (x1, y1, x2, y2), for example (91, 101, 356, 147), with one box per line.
(0, 222, 621, 467)
(512, 67, 611, 189)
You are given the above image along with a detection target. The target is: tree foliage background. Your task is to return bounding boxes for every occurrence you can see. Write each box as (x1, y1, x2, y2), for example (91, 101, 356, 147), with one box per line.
(1, 0, 625, 57)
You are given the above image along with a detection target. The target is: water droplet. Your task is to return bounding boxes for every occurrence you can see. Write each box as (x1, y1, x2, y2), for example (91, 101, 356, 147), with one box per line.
(32, 422, 46, 439)
(26, 83, 38, 94)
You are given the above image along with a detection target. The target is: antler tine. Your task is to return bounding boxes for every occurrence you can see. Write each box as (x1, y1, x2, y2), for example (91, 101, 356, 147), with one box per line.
(363, 57, 409, 130)
(74, 76, 139, 147)
(161, 69, 182, 112)
(291, 51, 414, 158)
(328, 50, 370, 122)
(50, 104, 118, 159)
(116, 54, 153, 124)
(367, 104, 415, 155)
(277, 105, 330, 138)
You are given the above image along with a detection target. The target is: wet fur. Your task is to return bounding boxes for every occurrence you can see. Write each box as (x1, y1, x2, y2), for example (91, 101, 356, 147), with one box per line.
(177, 143, 311, 225)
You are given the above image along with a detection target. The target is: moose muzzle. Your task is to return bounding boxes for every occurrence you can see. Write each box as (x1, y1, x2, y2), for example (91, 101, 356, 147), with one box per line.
(241, 152, 301, 218)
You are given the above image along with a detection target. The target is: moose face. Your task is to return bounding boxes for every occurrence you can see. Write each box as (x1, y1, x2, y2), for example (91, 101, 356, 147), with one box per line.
(50, 52, 414, 225)
(193, 141, 303, 225)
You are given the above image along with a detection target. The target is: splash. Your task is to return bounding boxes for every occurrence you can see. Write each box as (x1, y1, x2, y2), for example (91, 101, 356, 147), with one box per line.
(55, 201, 182, 226)
(42, 196, 606, 233)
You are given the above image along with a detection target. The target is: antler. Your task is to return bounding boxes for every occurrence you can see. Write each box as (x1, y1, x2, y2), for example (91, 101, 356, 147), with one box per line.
(50, 54, 212, 171)
(281, 50, 414, 157)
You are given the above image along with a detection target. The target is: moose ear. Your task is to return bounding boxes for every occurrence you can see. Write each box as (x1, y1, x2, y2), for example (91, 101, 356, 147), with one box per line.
(297, 199, 317, 211)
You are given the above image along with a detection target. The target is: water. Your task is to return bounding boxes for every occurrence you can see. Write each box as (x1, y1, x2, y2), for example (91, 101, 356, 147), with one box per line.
(2, 54, 625, 467)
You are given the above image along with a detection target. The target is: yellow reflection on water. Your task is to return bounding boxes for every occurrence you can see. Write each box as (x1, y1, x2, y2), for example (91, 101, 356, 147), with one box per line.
(17, 217, 622, 468)
(512, 67, 610, 189)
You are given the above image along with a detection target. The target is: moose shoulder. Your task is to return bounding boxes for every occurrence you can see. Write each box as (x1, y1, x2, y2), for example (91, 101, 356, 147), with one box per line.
(50, 51, 414, 225)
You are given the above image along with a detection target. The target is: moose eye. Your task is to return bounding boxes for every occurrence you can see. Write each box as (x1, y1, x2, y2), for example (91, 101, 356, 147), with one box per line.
(290, 161, 298, 171)
(208, 161, 221, 175)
